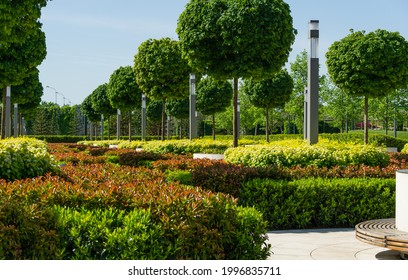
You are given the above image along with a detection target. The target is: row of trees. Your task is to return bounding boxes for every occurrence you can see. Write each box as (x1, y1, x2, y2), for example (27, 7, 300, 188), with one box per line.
(3, 0, 407, 144)
(1, 0, 48, 139)
(24, 47, 408, 140)
(78, 0, 296, 145)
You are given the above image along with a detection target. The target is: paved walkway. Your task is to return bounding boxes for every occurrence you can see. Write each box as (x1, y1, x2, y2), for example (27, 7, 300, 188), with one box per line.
(267, 228, 402, 260)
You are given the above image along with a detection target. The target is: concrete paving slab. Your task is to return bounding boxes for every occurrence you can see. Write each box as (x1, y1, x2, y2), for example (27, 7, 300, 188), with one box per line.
(267, 228, 403, 260)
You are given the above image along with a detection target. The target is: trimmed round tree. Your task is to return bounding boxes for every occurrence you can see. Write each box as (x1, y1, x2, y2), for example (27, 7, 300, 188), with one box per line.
(166, 98, 189, 139)
(177, 0, 296, 147)
(196, 77, 233, 140)
(0, 0, 47, 47)
(1, 25, 46, 138)
(91, 84, 116, 140)
(243, 69, 293, 142)
(134, 38, 191, 141)
(107, 66, 142, 141)
(326, 29, 408, 144)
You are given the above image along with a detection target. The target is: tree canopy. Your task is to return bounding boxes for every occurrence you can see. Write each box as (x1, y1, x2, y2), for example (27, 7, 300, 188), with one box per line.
(11, 68, 43, 107)
(0, 24, 47, 88)
(91, 83, 116, 117)
(196, 77, 233, 139)
(196, 77, 233, 116)
(177, 0, 296, 80)
(326, 29, 408, 143)
(243, 69, 293, 141)
(107, 66, 141, 112)
(81, 95, 99, 124)
(177, 0, 295, 146)
(0, 0, 48, 47)
(134, 38, 191, 140)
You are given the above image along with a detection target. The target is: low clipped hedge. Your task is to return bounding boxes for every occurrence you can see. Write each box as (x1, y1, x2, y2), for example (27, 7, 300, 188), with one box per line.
(240, 178, 395, 230)
(321, 133, 408, 151)
(0, 163, 270, 260)
(0, 137, 59, 180)
(224, 139, 390, 168)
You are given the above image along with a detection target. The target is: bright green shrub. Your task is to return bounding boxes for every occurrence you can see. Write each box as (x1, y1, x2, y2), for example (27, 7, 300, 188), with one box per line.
(0, 137, 59, 180)
(224, 139, 389, 168)
(32, 135, 88, 143)
(240, 178, 395, 229)
(54, 207, 168, 260)
(142, 139, 230, 154)
(165, 170, 193, 185)
(321, 133, 408, 151)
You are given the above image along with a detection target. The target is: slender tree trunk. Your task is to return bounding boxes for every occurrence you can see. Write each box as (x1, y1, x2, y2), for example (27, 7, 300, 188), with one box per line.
(385, 95, 389, 135)
(265, 108, 269, 142)
(364, 95, 369, 144)
(161, 98, 166, 141)
(233, 78, 239, 147)
(108, 116, 111, 140)
(212, 114, 216, 140)
(179, 119, 182, 139)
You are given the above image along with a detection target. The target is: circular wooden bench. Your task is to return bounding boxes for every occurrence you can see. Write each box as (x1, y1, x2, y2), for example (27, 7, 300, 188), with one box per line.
(356, 218, 408, 257)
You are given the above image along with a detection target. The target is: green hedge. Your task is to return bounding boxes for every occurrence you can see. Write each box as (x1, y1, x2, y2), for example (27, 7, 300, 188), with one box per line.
(240, 178, 395, 230)
(0, 137, 59, 180)
(224, 139, 390, 168)
(320, 133, 408, 151)
(54, 207, 167, 260)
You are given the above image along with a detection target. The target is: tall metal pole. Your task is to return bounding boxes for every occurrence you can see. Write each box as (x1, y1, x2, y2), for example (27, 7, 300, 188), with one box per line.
(141, 94, 146, 141)
(117, 109, 121, 140)
(189, 74, 197, 140)
(237, 98, 241, 138)
(307, 20, 319, 145)
(14, 103, 18, 137)
(101, 114, 104, 141)
(303, 87, 308, 140)
(5, 86, 11, 138)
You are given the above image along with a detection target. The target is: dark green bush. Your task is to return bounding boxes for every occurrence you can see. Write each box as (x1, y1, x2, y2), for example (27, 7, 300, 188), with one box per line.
(240, 178, 395, 230)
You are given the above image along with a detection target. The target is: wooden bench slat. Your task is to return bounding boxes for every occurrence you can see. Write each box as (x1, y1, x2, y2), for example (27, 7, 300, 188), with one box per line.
(355, 218, 408, 253)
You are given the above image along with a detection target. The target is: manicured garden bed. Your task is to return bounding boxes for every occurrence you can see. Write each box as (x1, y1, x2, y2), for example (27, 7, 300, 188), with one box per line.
(1, 137, 405, 259)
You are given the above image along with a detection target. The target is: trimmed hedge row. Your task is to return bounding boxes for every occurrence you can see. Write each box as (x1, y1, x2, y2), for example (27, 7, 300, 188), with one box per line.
(240, 178, 395, 230)
(224, 139, 390, 168)
(320, 133, 408, 151)
(0, 138, 59, 180)
(0, 163, 270, 260)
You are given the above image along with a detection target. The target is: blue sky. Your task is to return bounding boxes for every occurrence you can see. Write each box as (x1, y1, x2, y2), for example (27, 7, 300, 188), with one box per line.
(38, 0, 408, 105)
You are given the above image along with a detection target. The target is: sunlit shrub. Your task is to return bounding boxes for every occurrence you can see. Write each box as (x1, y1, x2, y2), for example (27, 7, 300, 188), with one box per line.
(0, 137, 59, 180)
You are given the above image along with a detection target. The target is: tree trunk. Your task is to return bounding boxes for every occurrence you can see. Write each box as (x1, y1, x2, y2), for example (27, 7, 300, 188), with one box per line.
(385, 95, 389, 136)
(212, 114, 216, 140)
(161, 98, 166, 141)
(233, 78, 239, 147)
(108, 116, 111, 140)
(265, 108, 269, 142)
(364, 95, 369, 144)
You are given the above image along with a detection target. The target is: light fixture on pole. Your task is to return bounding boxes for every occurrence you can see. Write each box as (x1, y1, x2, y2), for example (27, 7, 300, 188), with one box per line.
(141, 94, 146, 141)
(46, 85, 58, 104)
(189, 74, 197, 140)
(306, 20, 319, 145)
(5, 86, 11, 138)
